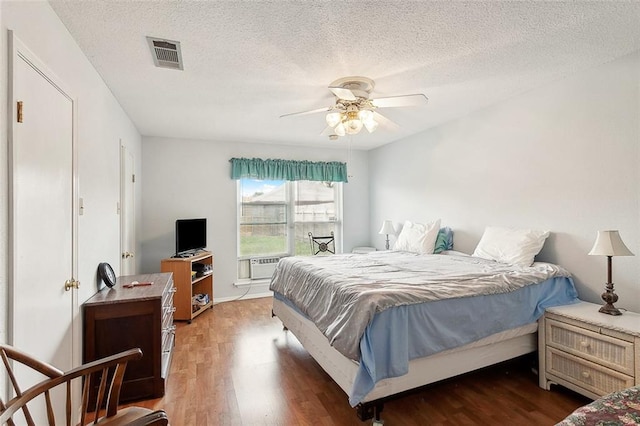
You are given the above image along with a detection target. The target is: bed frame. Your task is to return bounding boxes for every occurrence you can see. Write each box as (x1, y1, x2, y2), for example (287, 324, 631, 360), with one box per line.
(272, 297, 538, 421)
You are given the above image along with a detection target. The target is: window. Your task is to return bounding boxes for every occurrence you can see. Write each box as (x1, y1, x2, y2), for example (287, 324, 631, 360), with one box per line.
(293, 180, 340, 255)
(239, 179, 287, 257)
(238, 179, 342, 261)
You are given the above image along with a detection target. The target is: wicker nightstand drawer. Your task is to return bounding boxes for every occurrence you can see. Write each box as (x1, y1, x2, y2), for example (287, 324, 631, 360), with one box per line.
(545, 318, 634, 375)
(546, 347, 635, 396)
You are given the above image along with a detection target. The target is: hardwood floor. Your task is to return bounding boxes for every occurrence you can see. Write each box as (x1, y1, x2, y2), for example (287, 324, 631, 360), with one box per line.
(126, 296, 589, 425)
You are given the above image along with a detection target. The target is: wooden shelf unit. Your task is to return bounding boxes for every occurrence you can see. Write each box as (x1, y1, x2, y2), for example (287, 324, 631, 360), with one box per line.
(161, 251, 214, 322)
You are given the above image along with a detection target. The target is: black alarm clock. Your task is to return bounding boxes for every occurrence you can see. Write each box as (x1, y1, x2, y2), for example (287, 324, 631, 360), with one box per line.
(98, 262, 116, 288)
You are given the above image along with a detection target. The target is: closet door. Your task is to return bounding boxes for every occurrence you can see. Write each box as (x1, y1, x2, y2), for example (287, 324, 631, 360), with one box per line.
(9, 32, 78, 419)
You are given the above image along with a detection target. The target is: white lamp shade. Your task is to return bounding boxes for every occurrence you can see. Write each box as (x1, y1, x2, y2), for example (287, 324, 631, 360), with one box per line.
(378, 220, 395, 235)
(588, 230, 635, 256)
(364, 119, 379, 133)
(345, 118, 363, 135)
(358, 109, 374, 122)
(326, 112, 342, 128)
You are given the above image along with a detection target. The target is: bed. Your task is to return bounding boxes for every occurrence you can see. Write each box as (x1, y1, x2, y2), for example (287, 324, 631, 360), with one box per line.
(557, 385, 640, 425)
(269, 248, 579, 420)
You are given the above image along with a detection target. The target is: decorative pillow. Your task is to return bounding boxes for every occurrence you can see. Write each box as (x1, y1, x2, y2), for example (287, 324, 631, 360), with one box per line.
(472, 226, 550, 267)
(433, 227, 454, 254)
(393, 219, 441, 254)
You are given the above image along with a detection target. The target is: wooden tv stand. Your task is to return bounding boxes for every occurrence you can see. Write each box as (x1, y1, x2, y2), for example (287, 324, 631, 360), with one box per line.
(161, 251, 214, 322)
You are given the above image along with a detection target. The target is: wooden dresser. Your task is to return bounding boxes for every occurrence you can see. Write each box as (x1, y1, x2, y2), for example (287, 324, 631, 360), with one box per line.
(83, 272, 176, 402)
(539, 301, 640, 400)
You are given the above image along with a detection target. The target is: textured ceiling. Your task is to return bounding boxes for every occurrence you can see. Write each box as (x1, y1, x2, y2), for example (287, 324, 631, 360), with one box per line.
(49, 1, 640, 150)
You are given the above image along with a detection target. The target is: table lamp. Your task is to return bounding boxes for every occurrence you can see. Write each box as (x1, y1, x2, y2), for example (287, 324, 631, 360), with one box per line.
(588, 230, 634, 315)
(379, 220, 395, 250)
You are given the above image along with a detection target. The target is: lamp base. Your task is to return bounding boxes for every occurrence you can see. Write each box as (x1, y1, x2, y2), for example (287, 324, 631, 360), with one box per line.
(599, 282, 622, 316)
(599, 303, 622, 316)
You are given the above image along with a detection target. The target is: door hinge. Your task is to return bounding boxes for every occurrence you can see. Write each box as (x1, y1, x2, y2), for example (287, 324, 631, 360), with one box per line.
(132, 174, 136, 183)
(17, 101, 23, 123)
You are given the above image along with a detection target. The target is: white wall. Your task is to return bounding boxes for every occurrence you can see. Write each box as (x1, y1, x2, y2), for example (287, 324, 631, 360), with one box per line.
(141, 137, 369, 299)
(369, 51, 640, 312)
(0, 1, 142, 348)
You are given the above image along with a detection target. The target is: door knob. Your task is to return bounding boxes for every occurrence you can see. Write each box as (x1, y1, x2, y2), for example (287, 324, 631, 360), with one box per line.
(64, 279, 80, 291)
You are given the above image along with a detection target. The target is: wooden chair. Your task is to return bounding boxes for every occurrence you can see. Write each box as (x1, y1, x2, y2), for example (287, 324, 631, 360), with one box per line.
(308, 231, 335, 255)
(0, 345, 169, 425)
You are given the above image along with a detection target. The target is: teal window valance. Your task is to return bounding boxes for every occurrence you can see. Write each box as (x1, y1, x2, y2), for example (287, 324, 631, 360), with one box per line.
(230, 157, 348, 183)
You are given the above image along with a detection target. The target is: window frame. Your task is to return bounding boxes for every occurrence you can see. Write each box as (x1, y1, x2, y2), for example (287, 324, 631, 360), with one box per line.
(236, 179, 343, 261)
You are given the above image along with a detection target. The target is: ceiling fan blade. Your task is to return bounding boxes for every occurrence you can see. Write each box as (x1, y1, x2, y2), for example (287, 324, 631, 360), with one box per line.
(373, 111, 400, 131)
(328, 87, 357, 101)
(371, 94, 428, 108)
(280, 106, 330, 118)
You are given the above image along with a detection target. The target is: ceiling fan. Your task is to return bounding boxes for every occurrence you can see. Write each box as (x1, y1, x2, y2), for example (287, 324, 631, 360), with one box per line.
(280, 76, 428, 138)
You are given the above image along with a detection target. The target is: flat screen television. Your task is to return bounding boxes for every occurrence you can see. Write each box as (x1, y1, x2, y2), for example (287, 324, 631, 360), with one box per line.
(175, 218, 206, 256)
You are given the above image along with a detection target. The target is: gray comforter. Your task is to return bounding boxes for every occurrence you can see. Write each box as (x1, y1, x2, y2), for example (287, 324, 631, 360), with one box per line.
(269, 251, 571, 360)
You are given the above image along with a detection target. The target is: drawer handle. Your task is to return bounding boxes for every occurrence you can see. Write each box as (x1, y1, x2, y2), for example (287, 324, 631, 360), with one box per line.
(581, 371, 590, 379)
(579, 341, 590, 350)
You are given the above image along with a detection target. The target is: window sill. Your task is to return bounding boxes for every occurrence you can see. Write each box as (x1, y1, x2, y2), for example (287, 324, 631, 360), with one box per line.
(233, 279, 271, 288)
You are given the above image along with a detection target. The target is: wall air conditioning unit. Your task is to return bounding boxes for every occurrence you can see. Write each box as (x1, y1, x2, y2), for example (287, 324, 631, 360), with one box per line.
(249, 257, 281, 279)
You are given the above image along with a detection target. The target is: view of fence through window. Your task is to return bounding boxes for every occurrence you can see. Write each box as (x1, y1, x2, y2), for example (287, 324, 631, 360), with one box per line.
(239, 179, 340, 256)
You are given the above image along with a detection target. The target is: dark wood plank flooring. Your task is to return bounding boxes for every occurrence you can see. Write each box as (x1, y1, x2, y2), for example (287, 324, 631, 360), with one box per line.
(126, 296, 589, 425)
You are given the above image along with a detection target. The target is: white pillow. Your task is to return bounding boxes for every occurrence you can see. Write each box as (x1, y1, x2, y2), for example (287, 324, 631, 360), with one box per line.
(472, 226, 550, 267)
(393, 219, 441, 254)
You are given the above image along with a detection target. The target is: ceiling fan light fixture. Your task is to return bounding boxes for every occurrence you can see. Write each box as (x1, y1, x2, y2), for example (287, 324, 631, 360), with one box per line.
(326, 112, 342, 128)
(358, 109, 373, 122)
(280, 76, 427, 140)
(343, 109, 363, 134)
(364, 119, 379, 133)
(358, 109, 378, 133)
(345, 121, 363, 134)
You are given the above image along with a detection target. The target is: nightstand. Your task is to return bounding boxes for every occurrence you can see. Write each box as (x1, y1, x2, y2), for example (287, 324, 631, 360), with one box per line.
(538, 301, 640, 400)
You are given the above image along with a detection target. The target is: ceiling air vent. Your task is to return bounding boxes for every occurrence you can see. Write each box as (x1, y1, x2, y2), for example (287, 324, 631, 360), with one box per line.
(146, 37, 184, 70)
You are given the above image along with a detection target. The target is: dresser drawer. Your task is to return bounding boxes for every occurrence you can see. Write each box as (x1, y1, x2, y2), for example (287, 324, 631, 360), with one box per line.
(161, 281, 177, 308)
(545, 318, 634, 375)
(546, 347, 635, 396)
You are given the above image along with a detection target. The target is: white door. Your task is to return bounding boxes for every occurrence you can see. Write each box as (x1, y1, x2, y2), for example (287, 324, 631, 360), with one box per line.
(120, 144, 136, 275)
(8, 32, 77, 419)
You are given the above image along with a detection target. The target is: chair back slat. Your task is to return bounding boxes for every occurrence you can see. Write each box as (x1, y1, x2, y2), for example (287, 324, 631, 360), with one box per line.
(80, 370, 91, 426)
(66, 381, 72, 426)
(44, 390, 55, 425)
(106, 363, 127, 417)
(94, 366, 110, 421)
